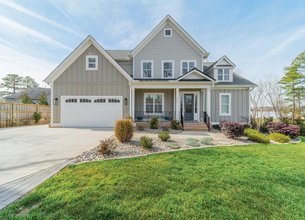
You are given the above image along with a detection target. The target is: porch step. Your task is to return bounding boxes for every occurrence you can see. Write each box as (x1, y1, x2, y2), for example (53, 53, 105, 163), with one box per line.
(183, 122, 209, 131)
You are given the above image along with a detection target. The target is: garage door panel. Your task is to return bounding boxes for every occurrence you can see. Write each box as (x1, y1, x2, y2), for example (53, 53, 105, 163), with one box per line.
(61, 96, 122, 127)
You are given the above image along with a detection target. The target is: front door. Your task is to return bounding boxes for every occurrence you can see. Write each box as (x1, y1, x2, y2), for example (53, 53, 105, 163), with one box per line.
(184, 94, 194, 121)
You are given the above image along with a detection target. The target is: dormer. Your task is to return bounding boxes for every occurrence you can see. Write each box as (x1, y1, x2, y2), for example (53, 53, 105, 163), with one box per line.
(205, 56, 236, 82)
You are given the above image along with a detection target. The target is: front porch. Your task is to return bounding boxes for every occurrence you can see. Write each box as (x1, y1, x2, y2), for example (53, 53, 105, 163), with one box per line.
(130, 85, 212, 130)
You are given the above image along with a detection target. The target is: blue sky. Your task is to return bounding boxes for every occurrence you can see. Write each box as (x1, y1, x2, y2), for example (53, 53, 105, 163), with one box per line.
(0, 0, 304, 86)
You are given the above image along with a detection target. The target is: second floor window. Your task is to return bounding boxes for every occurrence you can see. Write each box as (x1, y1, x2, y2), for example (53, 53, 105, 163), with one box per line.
(142, 61, 153, 78)
(181, 61, 196, 75)
(218, 69, 230, 81)
(86, 55, 98, 70)
(162, 61, 174, 78)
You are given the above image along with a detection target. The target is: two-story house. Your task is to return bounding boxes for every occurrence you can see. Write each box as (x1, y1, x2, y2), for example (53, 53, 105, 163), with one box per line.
(44, 15, 256, 130)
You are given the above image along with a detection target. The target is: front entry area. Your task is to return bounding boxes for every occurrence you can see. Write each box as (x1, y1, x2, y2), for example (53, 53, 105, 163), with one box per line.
(180, 91, 200, 121)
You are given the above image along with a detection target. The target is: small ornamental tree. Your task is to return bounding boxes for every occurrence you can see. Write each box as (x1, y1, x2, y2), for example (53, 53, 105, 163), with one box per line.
(115, 119, 134, 143)
(39, 91, 48, 105)
(20, 92, 32, 104)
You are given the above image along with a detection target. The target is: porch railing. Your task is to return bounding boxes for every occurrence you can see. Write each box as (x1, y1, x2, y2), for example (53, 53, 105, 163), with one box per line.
(134, 111, 175, 122)
(202, 111, 211, 131)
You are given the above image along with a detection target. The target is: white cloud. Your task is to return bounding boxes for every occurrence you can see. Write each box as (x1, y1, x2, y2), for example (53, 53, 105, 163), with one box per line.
(0, 15, 72, 50)
(0, 44, 56, 86)
(0, 0, 83, 38)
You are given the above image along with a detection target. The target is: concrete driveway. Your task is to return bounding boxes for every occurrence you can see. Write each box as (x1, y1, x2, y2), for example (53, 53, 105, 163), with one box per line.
(0, 125, 114, 185)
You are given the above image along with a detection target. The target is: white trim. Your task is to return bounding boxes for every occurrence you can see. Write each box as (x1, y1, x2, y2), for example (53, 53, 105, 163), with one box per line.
(164, 28, 172, 37)
(44, 36, 133, 83)
(206, 87, 211, 116)
(179, 91, 200, 121)
(180, 60, 197, 75)
(143, 92, 164, 115)
(131, 82, 212, 89)
(130, 15, 208, 57)
(50, 82, 54, 124)
(216, 68, 232, 82)
(214, 55, 236, 68)
(85, 55, 98, 70)
(161, 60, 175, 78)
(177, 69, 215, 82)
(219, 93, 231, 116)
(141, 60, 154, 78)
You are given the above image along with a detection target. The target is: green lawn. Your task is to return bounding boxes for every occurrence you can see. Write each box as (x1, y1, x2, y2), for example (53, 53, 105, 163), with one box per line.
(1, 140, 305, 219)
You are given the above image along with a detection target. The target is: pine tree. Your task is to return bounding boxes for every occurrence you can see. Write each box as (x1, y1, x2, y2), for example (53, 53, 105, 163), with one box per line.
(20, 92, 33, 104)
(38, 91, 48, 105)
(280, 51, 305, 123)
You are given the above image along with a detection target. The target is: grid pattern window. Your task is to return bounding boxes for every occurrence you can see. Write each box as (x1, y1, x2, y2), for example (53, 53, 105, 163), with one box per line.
(181, 61, 196, 75)
(94, 99, 106, 103)
(86, 55, 98, 70)
(220, 93, 231, 116)
(217, 69, 230, 81)
(80, 99, 91, 103)
(65, 99, 77, 103)
(142, 61, 153, 78)
(162, 61, 174, 78)
(108, 98, 120, 103)
(144, 93, 164, 114)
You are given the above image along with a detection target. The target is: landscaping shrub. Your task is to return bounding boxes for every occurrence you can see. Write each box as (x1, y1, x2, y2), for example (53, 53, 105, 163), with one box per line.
(259, 117, 273, 133)
(186, 138, 200, 147)
(268, 133, 290, 143)
(220, 121, 244, 139)
(170, 119, 181, 130)
(115, 119, 134, 143)
(98, 137, 117, 155)
(212, 124, 221, 130)
(201, 137, 213, 145)
(166, 143, 180, 149)
(140, 136, 153, 149)
(158, 131, 170, 142)
(32, 111, 42, 124)
(267, 122, 300, 139)
(150, 117, 158, 129)
(244, 128, 270, 143)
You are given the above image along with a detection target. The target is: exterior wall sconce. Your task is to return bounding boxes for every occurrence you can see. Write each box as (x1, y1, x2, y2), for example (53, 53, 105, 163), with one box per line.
(124, 98, 128, 105)
(54, 98, 58, 105)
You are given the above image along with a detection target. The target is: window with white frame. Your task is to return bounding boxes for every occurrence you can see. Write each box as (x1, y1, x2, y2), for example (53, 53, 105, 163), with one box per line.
(162, 61, 174, 78)
(164, 28, 172, 37)
(144, 93, 164, 114)
(219, 93, 231, 116)
(141, 61, 153, 78)
(86, 55, 98, 70)
(217, 69, 230, 81)
(181, 61, 196, 75)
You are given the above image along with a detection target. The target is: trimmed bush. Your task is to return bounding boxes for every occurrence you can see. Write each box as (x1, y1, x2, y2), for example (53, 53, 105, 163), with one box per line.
(267, 122, 300, 139)
(269, 132, 290, 143)
(158, 131, 170, 142)
(140, 136, 153, 149)
(115, 119, 134, 143)
(259, 117, 273, 133)
(150, 117, 158, 129)
(201, 137, 213, 145)
(98, 137, 117, 155)
(220, 121, 244, 139)
(32, 111, 42, 124)
(171, 120, 181, 130)
(244, 128, 270, 143)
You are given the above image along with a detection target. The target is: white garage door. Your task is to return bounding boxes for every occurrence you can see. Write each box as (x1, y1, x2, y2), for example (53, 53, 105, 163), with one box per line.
(61, 96, 122, 127)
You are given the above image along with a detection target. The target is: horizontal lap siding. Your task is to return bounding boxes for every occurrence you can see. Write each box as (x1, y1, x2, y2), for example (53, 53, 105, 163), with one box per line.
(53, 45, 130, 123)
(134, 23, 202, 79)
(135, 89, 174, 112)
(211, 89, 249, 123)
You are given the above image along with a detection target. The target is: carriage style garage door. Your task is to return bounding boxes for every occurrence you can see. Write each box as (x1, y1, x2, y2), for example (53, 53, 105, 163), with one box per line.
(61, 96, 122, 127)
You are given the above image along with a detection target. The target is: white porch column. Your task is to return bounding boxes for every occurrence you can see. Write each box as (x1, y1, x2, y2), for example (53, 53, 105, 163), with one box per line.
(130, 86, 135, 120)
(175, 88, 180, 120)
(206, 87, 211, 116)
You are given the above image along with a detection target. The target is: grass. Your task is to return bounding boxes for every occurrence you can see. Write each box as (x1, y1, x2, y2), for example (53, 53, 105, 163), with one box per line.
(1, 139, 305, 219)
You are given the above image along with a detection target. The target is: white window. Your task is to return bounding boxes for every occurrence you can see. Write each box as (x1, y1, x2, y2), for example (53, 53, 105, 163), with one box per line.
(164, 28, 172, 37)
(219, 93, 231, 116)
(141, 60, 153, 78)
(86, 55, 98, 70)
(217, 69, 230, 81)
(162, 60, 174, 78)
(181, 60, 196, 75)
(144, 93, 164, 114)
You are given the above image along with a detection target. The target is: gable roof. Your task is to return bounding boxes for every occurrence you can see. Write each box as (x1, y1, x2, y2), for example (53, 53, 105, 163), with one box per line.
(44, 36, 133, 84)
(204, 55, 236, 73)
(176, 68, 215, 82)
(106, 50, 131, 61)
(131, 15, 208, 57)
(216, 73, 257, 87)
